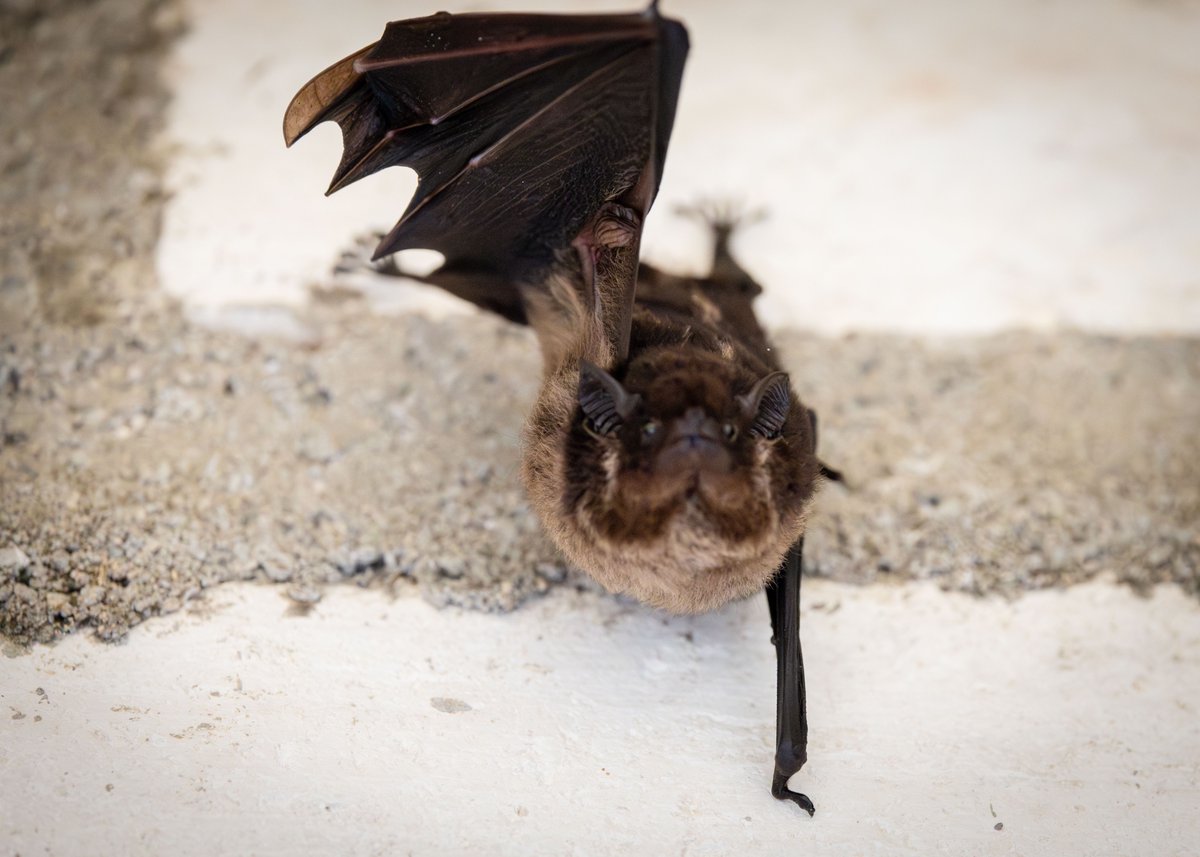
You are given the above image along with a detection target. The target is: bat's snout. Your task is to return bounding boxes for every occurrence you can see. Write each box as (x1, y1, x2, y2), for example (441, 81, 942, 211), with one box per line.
(655, 407, 732, 476)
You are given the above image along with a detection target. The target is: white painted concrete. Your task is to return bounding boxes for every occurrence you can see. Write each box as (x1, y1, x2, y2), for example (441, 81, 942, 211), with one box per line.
(3, 580, 1197, 855)
(158, 0, 1200, 333)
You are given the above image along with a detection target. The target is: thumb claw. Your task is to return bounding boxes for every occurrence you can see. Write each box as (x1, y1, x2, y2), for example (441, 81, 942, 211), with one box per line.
(777, 787, 815, 817)
(772, 768, 815, 817)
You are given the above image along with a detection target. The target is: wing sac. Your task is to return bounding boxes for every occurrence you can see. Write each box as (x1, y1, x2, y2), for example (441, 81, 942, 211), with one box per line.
(284, 6, 688, 283)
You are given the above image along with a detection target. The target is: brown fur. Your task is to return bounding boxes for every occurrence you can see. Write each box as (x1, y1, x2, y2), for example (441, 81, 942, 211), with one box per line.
(520, 240, 822, 614)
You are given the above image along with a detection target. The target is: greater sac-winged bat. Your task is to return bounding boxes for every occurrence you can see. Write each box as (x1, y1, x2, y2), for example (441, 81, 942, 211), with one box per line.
(283, 2, 835, 815)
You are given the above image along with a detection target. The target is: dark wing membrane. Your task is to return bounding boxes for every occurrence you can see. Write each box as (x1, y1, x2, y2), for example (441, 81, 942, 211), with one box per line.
(284, 8, 688, 282)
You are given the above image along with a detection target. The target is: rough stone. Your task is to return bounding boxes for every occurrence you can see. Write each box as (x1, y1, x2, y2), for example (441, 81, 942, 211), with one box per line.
(0, 548, 31, 572)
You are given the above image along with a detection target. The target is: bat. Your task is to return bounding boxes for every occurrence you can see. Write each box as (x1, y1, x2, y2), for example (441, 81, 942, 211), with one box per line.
(283, 2, 834, 815)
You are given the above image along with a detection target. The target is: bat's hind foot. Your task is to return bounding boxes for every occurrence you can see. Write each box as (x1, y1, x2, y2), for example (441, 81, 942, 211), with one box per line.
(676, 199, 768, 252)
(674, 198, 765, 235)
(675, 198, 765, 291)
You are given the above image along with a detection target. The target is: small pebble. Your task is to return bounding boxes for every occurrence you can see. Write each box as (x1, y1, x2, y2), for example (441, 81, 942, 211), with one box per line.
(0, 547, 31, 571)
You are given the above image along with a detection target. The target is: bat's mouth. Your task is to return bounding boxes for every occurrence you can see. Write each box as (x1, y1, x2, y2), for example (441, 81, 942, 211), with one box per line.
(660, 435, 727, 474)
(666, 433, 723, 453)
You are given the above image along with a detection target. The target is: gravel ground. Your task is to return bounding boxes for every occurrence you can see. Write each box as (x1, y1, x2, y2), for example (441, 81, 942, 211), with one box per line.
(1, 0, 1197, 646)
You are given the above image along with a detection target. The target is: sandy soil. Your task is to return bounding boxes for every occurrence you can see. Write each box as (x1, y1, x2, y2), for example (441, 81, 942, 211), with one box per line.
(1, 0, 1198, 648)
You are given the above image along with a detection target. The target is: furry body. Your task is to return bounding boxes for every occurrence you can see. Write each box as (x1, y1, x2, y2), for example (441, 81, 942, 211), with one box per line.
(521, 236, 820, 613)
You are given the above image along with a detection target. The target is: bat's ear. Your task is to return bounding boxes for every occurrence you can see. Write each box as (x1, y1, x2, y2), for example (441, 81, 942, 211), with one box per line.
(739, 371, 790, 440)
(578, 360, 641, 437)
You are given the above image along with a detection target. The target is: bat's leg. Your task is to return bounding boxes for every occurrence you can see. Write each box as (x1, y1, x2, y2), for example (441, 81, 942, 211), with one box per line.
(671, 201, 776, 356)
(676, 199, 765, 288)
(765, 539, 815, 816)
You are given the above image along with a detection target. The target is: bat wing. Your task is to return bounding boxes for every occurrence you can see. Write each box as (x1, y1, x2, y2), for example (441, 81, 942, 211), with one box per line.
(284, 5, 688, 312)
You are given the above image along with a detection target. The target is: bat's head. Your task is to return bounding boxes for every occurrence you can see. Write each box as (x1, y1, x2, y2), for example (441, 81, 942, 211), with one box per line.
(551, 347, 820, 612)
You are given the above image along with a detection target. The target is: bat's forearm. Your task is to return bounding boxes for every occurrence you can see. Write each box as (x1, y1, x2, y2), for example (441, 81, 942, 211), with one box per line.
(768, 541, 815, 816)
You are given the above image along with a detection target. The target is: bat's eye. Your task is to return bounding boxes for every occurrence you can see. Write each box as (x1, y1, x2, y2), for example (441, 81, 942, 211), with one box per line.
(641, 419, 661, 443)
(722, 422, 738, 441)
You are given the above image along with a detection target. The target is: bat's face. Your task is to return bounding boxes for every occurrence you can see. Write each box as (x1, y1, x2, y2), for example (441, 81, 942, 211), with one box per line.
(554, 346, 820, 612)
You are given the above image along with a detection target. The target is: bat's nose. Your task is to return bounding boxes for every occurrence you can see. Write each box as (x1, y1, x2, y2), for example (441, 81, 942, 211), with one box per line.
(674, 407, 721, 443)
(656, 407, 731, 476)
